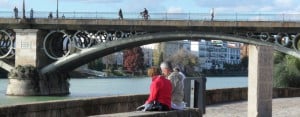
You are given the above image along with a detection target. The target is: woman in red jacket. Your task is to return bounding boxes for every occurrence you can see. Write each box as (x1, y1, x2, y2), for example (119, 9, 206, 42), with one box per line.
(137, 67, 172, 111)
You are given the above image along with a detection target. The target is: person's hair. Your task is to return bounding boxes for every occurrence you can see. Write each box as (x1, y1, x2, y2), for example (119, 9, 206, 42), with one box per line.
(173, 67, 180, 72)
(147, 66, 160, 77)
(160, 61, 172, 70)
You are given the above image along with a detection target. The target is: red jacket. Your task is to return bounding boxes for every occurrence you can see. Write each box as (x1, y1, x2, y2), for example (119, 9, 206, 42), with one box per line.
(145, 75, 172, 109)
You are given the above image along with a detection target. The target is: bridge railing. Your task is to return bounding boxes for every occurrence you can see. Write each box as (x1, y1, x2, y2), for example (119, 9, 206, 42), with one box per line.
(0, 11, 300, 22)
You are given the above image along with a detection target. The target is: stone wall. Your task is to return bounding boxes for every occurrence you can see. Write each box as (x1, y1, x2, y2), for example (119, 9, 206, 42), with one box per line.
(206, 88, 248, 105)
(1, 88, 300, 117)
(206, 87, 300, 105)
(6, 65, 70, 96)
(0, 94, 147, 117)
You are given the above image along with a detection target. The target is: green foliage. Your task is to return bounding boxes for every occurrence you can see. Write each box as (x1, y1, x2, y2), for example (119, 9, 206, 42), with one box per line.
(294, 57, 300, 71)
(273, 52, 300, 88)
(88, 58, 104, 71)
(274, 52, 285, 64)
(274, 63, 289, 87)
(240, 56, 248, 69)
(153, 43, 164, 66)
(158, 52, 164, 66)
(112, 70, 126, 76)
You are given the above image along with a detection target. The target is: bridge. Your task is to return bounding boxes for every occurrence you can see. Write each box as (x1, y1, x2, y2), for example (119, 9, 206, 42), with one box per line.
(1, 12, 300, 116)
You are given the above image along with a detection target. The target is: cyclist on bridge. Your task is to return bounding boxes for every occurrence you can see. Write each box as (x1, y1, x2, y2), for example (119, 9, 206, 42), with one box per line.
(141, 8, 149, 20)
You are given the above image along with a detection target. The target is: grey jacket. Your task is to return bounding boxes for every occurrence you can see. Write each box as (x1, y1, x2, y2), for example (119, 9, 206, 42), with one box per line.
(168, 71, 184, 106)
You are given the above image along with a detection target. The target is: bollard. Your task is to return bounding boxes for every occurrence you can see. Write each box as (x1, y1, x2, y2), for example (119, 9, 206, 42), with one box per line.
(184, 75, 206, 114)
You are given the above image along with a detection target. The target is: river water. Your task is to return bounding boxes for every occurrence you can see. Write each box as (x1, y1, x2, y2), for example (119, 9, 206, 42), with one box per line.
(0, 76, 247, 107)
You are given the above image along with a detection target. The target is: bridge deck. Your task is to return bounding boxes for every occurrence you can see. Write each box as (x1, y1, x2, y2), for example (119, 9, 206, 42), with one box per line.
(1, 18, 300, 32)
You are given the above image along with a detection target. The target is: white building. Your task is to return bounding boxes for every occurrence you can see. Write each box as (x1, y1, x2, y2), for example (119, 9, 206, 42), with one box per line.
(115, 40, 241, 72)
(198, 40, 241, 71)
(141, 44, 155, 67)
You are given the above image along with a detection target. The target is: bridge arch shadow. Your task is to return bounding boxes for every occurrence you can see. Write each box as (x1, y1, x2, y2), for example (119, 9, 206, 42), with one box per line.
(40, 31, 300, 74)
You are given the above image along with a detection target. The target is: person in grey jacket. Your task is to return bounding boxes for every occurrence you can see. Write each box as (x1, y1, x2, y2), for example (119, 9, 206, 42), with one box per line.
(160, 62, 185, 110)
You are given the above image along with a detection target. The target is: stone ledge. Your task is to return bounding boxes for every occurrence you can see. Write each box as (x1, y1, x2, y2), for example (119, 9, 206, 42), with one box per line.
(1, 88, 300, 117)
(89, 108, 201, 117)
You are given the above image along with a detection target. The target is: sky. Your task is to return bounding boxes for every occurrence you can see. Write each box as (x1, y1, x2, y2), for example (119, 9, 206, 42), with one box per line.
(1, 0, 300, 14)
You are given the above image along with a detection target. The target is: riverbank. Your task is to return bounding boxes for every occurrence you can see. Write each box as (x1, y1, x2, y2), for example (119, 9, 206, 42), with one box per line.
(70, 71, 248, 78)
(204, 72, 247, 77)
(205, 74, 247, 77)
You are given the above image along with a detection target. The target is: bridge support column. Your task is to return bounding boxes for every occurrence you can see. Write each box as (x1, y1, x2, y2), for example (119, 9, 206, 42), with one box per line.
(248, 45, 273, 117)
(6, 29, 69, 96)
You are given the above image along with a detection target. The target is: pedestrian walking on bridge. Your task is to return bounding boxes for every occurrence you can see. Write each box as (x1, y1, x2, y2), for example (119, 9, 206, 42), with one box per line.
(30, 8, 34, 19)
(211, 8, 214, 21)
(119, 9, 123, 20)
(14, 6, 18, 19)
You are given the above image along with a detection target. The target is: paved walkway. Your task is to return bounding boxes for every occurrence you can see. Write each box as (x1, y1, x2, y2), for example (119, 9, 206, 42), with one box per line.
(203, 97, 300, 117)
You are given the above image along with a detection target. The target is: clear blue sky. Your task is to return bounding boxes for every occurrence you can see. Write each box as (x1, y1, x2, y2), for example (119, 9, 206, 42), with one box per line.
(0, 0, 300, 13)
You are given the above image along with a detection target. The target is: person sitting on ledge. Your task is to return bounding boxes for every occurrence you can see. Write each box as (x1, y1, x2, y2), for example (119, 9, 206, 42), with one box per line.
(136, 66, 172, 111)
(161, 62, 186, 110)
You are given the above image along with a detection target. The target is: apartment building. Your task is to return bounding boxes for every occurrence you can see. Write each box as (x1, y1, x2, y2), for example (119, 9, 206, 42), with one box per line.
(198, 40, 241, 70)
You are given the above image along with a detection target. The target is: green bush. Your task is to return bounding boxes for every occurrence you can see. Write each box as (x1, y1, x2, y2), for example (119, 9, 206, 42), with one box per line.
(273, 52, 300, 88)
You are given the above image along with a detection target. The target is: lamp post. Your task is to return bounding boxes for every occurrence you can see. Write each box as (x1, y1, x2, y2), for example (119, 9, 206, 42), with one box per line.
(22, 0, 25, 19)
(56, 0, 58, 19)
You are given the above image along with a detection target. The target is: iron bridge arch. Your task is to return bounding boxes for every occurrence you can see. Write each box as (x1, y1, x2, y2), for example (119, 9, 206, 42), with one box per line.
(40, 32, 300, 74)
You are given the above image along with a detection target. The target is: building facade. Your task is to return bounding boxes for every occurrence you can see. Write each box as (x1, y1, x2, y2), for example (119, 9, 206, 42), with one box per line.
(115, 40, 242, 72)
(141, 44, 155, 67)
(198, 40, 241, 71)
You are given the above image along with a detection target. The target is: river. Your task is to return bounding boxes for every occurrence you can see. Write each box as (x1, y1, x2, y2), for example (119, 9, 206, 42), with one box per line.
(0, 76, 247, 107)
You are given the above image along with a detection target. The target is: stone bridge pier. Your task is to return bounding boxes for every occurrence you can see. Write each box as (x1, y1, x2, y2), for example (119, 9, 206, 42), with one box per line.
(6, 29, 69, 96)
(248, 45, 273, 117)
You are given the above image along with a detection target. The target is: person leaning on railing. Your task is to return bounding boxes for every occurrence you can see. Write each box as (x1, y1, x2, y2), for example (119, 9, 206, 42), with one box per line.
(48, 12, 53, 19)
(62, 14, 65, 19)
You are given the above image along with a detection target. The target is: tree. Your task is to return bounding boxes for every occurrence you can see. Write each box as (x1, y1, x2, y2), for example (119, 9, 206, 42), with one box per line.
(273, 52, 300, 88)
(153, 50, 163, 67)
(123, 47, 144, 74)
(102, 54, 117, 72)
(167, 48, 199, 76)
(88, 58, 104, 71)
(240, 56, 248, 71)
(153, 43, 164, 66)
